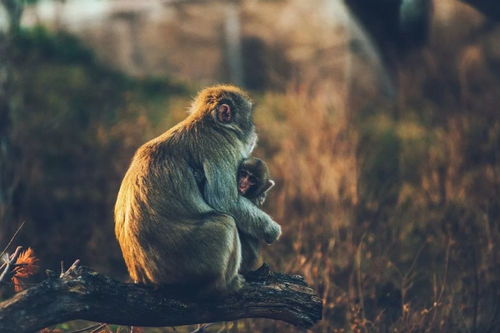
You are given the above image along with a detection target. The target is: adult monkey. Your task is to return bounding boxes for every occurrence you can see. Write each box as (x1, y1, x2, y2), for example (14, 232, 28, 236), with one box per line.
(114, 85, 281, 295)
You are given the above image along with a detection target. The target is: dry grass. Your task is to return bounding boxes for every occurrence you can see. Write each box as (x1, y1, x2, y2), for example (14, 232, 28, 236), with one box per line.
(234, 59, 498, 331)
(2, 16, 499, 332)
(19, 76, 499, 332)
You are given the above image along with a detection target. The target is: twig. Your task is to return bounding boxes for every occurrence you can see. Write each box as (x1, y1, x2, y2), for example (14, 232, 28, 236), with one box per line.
(89, 323, 107, 333)
(0, 221, 25, 259)
(354, 233, 367, 330)
(191, 323, 214, 332)
(0, 246, 22, 283)
(70, 323, 105, 333)
(60, 259, 80, 278)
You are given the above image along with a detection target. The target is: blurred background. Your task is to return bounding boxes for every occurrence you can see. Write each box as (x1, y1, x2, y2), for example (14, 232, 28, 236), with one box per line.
(0, 0, 499, 331)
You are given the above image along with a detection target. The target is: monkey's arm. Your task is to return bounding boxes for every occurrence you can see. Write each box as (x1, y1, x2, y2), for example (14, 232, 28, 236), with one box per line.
(203, 161, 281, 244)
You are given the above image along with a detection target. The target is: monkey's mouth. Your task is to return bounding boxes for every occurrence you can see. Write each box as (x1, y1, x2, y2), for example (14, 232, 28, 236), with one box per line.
(238, 173, 255, 195)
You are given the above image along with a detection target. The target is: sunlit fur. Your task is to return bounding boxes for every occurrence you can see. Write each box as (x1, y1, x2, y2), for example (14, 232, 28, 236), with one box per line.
(114, 85, 281, 294)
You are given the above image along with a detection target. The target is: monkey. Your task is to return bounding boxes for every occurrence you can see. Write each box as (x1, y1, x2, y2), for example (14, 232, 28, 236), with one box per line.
(114, 85, 281, 295)
(238, 157, 275, 206)
(192, 156, 275, 274)
(237, 157, 276, 273)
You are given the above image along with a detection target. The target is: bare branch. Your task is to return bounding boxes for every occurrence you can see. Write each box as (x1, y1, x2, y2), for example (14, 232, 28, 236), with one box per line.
(60, 259, 80, 278)
(0, 264, 322, 333)
(0, 245, 22, 283)
(0, 221, 25, 258)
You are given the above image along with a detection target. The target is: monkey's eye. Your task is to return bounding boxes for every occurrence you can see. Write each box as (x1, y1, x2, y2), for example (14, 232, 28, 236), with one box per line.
(248, 176, 257, 184)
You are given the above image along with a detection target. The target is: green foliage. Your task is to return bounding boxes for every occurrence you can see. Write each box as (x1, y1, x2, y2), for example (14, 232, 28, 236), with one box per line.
(13, 26, 95, 64)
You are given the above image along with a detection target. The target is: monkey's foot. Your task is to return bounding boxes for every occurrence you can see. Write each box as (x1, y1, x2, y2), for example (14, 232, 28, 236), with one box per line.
(228, 274, 245, 292)
(243, 263, 271, 282)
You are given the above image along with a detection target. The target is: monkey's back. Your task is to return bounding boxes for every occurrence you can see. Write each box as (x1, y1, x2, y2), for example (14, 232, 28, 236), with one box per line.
(114, 130, 219, 284)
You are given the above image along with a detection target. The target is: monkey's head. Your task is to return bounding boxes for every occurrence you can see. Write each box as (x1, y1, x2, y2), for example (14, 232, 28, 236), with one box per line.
(238, 157, 275, 199)
(189, 85, 257, 154)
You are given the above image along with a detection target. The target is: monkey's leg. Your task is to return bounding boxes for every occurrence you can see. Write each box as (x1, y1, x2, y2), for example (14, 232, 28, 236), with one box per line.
(239, 232, 263, 274)
(193, 213, 244, 296)
(122, 212, 244, 297)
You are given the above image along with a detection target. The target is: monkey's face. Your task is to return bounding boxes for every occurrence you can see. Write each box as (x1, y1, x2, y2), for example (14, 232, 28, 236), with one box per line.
(238, 169, 258, 196)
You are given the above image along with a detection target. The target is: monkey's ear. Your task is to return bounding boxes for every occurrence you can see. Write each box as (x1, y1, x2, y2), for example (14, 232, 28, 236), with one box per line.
(262, 179, 275, 193)
(215, 103, 232, 123)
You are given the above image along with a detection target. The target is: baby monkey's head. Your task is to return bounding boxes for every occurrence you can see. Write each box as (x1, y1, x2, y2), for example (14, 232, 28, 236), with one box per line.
(238, 157, 274, 200)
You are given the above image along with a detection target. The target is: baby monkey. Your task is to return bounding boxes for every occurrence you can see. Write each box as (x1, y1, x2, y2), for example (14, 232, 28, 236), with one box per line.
(237, 157, 275, 272)
(238, 157, 275, 205)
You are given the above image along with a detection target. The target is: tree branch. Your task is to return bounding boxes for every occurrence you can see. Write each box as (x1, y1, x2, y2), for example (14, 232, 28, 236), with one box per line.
(0, 246, 22, 283)
(0, 262, 322, 332)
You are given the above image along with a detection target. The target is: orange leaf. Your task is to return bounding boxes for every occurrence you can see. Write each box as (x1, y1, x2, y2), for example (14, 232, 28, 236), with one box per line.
(11, 247, 39, 291)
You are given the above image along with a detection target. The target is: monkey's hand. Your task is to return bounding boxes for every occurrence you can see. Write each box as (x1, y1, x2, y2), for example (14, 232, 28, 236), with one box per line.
(262, 220, 281, 244)
(251, 179, 275, 206)
(253, 193, 267, 206)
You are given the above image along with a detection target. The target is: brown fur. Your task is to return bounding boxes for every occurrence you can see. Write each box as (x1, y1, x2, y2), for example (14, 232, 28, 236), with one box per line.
(114, 85, 281, 294)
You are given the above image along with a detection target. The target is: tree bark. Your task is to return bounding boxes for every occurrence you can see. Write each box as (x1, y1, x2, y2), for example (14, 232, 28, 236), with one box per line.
(0, 263, 322, 332)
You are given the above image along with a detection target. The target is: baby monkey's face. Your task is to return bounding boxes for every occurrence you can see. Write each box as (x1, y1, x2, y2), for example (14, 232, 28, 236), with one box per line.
(238, 169, 257, 195)
(237, 157, 274, 203)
